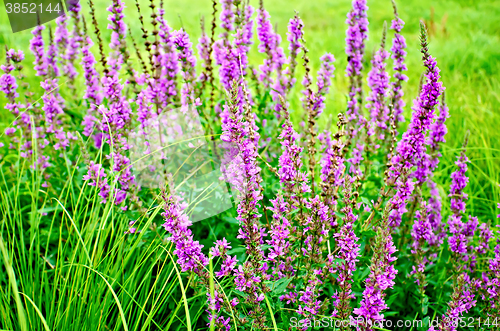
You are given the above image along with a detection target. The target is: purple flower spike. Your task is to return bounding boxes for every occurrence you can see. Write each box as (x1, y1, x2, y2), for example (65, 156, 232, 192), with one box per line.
(311, 53, 335, 117)
(353, 221, 398, 326)
(257, 3, 277, 89)
(389, 0, 408, 124)
(366, 29, 390, 145)
(431, 273, 477, 331)
(424, 94, 450, 246)
(345, 0, 369, 136)
(162, 192, 208, 273)
(81, 37, 103, 138)
(267, 194, 292, 279)
(387, 22, 444, 228)
(30, 26, 49, 78)
(448, 139, 471, 257)
(107, 0, 128, 76)
(285, 14, 304, 92)
(331, 175, 360, 320)
(173, 29, 199, 108)
(83, 161, 110, 202)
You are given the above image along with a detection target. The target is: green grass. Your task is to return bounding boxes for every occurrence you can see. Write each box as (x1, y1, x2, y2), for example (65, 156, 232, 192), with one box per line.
(0, 153, 203, 330)
(0, 0, 499, 330)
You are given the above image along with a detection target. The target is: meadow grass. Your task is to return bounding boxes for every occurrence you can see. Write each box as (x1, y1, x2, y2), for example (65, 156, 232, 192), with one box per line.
(0, 0, 499, 330)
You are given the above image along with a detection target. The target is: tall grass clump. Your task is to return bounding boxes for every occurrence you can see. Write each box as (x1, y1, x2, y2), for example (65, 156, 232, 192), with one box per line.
(0, 0, 499, 330)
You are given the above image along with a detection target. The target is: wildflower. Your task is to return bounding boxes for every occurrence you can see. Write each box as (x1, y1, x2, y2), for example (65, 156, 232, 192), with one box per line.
(345, 0, 368, 136)
(331, 175, 360, 320)
(81, 36, 103, 138)
(447, 140, 470, 257)
(353, 216, 398, 327)
(386, 22, 444, 228)
(173, 29, 199, 108)
(389, 0, 408, 125)
(312, 53, 336, 117)
(30, 26, 49, 77)
(285, 14, 304, 92)
(430, 273, 477, 331)
(83, 161, 110, 202)
(366, 25, 390, 144)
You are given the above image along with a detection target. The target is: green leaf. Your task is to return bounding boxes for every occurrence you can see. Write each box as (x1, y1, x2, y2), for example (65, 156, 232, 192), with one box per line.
(266, 277, 293, 296)
(227, 247, 246, 255)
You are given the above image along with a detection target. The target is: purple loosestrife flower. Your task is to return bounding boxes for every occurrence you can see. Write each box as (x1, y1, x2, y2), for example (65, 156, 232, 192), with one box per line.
(331, 175, 360, 320)
(413, 94, 449, 188)
(214, 4, 254, 103)
(210, 238, 238, 278)
(1, 49, 28, 148)
(40, 78, 72, 151)
(81, 37, 103, 138)
(302, 196, 330, 263)
(173, 29, 199, 109)
(256, 3, 275, 88)
(345, 0, 368, 136)
(54, 15, 69, 44)
(410, 95, 450, 291)
(233, 5, 255, 75)
(445, 140, 480, 274)
(256, 1, 286, 96)
(155, 10, 179, 108)
(0, 53, 19, 104)
(83, 161, 110, 202)
(285, 14, 304, 92)
(221, 87, 265, 260)
(30, 26, 49, 77)
(31, 27, 75, 153)
(220, 0, 235, 38)
(107, 0, 128, 76)
(297, 285, 322, 329)
(311, 54, 335, 117)
(366, 29, 390, 145)
(47, 30, 60, 77)
(296, 197, 332, 321)
(353, 218, 398, 328)
(389, 1, 408, 125)
(386, 23, 444, 228)
(410, 201, 436, 294)
(429, 273, 477, 331)
(66, 2, 83, 81)
(277, 107, 310, 207)
(213, 3, 254, 98)
(214, 42, 239, 93)
(425, 94, 449, 245)
(162, 192, 209, 273)
(448, 145, 470, 257)
(197, 23, 211, 85)
(95, 83, 134, 206)
(220, 83, 270, 328)
(483, 242, 500, 316)
(319, 122, 346, 209)
(2, 49, 47, 165)
(266, 194, 292, 279)
(55, 14, 78, 81)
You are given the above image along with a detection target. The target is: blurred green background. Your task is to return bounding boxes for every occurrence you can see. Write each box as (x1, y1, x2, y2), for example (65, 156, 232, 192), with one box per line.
(1, 0, 499, 219)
